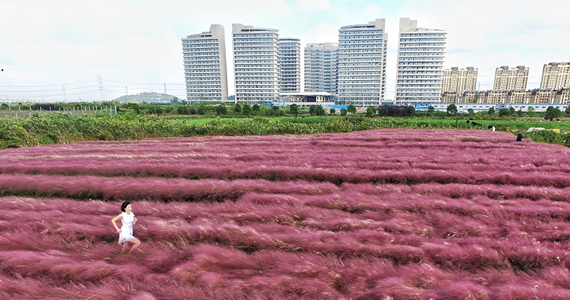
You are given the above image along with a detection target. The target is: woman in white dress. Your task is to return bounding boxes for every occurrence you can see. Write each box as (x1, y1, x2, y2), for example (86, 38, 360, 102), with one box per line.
(111, 202, 141, 253)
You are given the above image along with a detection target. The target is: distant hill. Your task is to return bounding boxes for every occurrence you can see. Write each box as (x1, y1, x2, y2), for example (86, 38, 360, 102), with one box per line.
(112, 91, 179, 103)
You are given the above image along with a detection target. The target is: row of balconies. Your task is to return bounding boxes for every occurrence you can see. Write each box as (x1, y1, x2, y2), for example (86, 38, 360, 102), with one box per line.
(399, 38, 446, 42)
(398, 48, 446, 53)
(234, 44, 278, 48)
(234, 39, 277, 43)
(339, 31, 383, 36)
(398, 43, 446, 48)
(340, 35, 383, 40)
(398, 66, 443, 70)
(398, 62, 444, 66)
(400, 33, 447, 38)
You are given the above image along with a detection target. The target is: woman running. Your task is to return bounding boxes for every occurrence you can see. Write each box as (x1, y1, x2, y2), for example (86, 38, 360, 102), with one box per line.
(111, 201, 141, 253)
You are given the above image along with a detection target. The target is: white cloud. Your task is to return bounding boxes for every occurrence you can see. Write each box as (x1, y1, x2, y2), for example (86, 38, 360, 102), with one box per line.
(364, 4, 382, 20)
(303, 23, 339, 44)
(293, 0, 331, 12)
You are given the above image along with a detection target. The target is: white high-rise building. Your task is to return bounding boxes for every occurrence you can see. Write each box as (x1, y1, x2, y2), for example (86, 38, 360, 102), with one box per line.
(233, 24, 279, 103)
(279, 38, 301, 93)
(338, 19, 388, 106)
(395, 18, 447, 104)
(304, 43, 339, 94)
(182, 24, 228, 101)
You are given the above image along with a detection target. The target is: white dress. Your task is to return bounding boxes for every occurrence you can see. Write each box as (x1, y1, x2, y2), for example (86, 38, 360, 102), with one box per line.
(119, 212, 135, 244)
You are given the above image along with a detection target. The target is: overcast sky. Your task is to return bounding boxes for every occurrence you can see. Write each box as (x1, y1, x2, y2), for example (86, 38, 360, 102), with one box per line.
(1, 0, 569, 102)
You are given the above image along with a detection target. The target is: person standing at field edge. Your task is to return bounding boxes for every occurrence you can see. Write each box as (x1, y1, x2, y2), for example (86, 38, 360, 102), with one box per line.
(111, 201, 142, 253)
(516, 131, 523, 142)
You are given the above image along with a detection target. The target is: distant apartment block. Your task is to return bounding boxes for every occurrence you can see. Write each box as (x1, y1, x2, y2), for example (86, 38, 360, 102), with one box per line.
(233, 24, 279, 103)
(540, 62, 570, 90)
(279, 38, 301, 93)
(442, 88, 570, 104)
(509, 90, 533, 104)
(442, 67, 478, 94)
(182, 24, 228, 101)
(559, 88, 570, 104)
(338, 19, 388, 106)
(395, 18, 447, 104)
(493, 66, 529, 90)
(303, 43, 339, 94)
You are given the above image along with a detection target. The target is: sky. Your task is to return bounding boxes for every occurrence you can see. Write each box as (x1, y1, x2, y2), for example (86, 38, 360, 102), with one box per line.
(1, 0, 569, 102)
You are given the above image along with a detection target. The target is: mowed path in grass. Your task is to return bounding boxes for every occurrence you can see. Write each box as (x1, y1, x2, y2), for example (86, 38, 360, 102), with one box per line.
(1, 129, 570, 299)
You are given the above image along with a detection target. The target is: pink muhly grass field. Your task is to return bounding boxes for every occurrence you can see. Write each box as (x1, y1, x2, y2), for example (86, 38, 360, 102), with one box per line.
(1, 129, 570, 299)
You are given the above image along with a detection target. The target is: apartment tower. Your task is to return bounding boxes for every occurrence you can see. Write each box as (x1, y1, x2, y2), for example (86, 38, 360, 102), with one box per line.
(442, 67, 478, 94)
(493, 66, 529, 90)
(182, 24, 228, 101)
(232, 24, 279, 103)
(338, 19, 388, 106)
(540, 62, 570, 90)
(279, 38, 301, 93)
(304, 43, 339, 93)
(395, 17, 447, 104)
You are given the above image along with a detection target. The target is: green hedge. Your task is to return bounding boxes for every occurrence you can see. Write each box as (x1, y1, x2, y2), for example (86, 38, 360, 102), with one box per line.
(1, 113, 569, 149)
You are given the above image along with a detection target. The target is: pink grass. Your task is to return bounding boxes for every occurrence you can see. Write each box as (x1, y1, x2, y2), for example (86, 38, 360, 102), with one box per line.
(1, 129, 570, 298)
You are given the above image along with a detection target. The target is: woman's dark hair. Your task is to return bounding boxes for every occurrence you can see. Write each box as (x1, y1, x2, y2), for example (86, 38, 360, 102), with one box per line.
(121, 201, 131, 212)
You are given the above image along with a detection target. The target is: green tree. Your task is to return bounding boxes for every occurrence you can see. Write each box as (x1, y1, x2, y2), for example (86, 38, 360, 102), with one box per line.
(315, 105, 326, 116)
(329, 108, 336, 115)
(473, 93, 481, 103)
(216, 105, 227, 115)
(289, 104, 299, 118)
(498, 108, 510, 117)
(545, 106, 562, 120)
(488, 107, 495, 115)
(527, 107, 535, 117)
(242, 104, 252, 116)
(233, 103, 242, 114)
(446, 103, 458, 116)
(252, 104, 260, 113)
(509, 107, 516, 115)
(148, 106, 163, 115)
(309, 105, 316, 116)
(271, 106, 280, 116)
(467, 108, 474, 116)
(517, 108, 524, 117)
(427, 105, 435, 115)
(340, 108, 348, 116)
(566, 105, 570, 116)
(347, 104, 357, 115)
(366, 106, 376, 117)
(197, 105, 206, 115)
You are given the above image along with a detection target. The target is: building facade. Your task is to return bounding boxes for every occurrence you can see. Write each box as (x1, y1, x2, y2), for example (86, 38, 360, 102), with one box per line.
(493, 66, 529, 90)
(337, 19, 388, 106)
(442, 67, 478, 94)
(395, 18, 447, 104)
(233, 24, 280, 103)
(540, 62, 570, 90)
(557, 88, 570, 104)
(486, 90, 509, 104)
(303, 43, 339, 94)
(278, 38, 301, 93)
(182, 24, 228, 101)
(531, 89, 557, 104)
(441, 88, 570, 104)
(508, 90, 532, 104)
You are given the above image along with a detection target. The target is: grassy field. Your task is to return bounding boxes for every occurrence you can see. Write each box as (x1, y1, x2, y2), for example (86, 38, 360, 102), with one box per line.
(1, 111, 569, 149)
